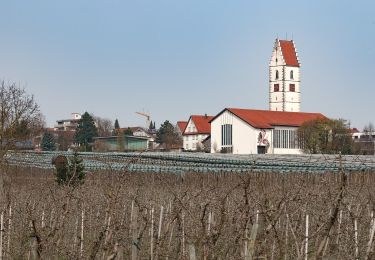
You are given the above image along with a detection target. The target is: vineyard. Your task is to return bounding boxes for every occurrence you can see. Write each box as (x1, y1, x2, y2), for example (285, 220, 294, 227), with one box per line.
(5, 150, 375, 173)
(0, 152, 375, 259)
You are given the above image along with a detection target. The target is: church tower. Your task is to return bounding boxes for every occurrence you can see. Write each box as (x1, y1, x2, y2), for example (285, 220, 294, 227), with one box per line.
(269, 39, 301, 112)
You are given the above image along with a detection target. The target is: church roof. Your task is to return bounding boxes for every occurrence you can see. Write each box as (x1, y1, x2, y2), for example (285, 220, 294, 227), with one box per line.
(279, 40, 300, 67)
(211, 108, 326, 129)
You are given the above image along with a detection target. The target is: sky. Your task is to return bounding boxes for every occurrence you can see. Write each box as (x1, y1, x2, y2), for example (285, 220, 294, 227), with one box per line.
(0, 0, 374, 130)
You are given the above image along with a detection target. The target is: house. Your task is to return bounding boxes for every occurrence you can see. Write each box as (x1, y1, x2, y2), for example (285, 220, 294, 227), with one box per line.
(183, 115, 213, 151)
(93, 135, 149, 152)
(352, 130, 375, 155)
(210, 108, 326, 154)
(55, 113, 81, 131)
(176, 121, 188, 135)
(118, 127, 156, 149)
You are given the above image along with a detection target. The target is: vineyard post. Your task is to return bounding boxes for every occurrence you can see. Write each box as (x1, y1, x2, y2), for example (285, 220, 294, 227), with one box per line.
(131, 205, 138, 260)
(182, 212, 185, 258)
(73, 216, 78, 252)
(158, 205, 164, 240)
(247, 210, 259, 260)
(188, 243, 197, 260)
(365, 211, 375, 260)
(0, 211, 3, 260)
(151, 207, 154, 260)
(6, 206, 11, 258)
(336, 210, 342, 245)
(80, 209, 84, 258)
(41, 210, 45, 229)
(305, 214, 309, 260)
(284, 215, 288, 260)
(354, 217, 358, 259)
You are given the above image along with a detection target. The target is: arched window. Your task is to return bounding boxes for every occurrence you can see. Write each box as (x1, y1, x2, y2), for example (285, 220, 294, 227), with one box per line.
(275, 70, 279, 80)
(290, 70, 294, 79)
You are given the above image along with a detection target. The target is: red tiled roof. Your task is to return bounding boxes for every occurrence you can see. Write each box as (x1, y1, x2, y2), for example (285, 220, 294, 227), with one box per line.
(213, 108, 326, 129)
(192, 115, 214, 134)
(279, 40, 300, 67)
(185, 115, 213, 134)
(177, 121, 188, 133)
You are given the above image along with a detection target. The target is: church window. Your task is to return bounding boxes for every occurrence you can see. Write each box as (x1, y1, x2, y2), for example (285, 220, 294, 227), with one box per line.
(290, 70, 294, 79)
(275, 70, 279, 80)
(274, 84, 279, 92)
(289, 84, 295, 92)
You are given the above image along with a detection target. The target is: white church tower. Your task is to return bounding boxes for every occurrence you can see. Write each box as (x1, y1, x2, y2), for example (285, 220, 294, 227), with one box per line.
(269, 39, 301, 112)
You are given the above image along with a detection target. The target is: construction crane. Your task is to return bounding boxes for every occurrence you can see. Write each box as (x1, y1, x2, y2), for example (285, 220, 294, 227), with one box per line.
(135, 111, 151, 129)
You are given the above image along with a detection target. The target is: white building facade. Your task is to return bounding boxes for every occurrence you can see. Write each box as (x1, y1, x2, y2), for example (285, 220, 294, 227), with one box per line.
(269, 39, 301, 112)
(183, 115, 213, 151)
(210, 108, 326, 155)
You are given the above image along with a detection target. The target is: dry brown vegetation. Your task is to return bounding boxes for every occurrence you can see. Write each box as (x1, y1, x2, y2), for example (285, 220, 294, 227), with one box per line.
(0, 165, 375, 259)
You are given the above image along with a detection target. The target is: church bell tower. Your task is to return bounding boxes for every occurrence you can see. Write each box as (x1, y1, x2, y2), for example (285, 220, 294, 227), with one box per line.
(269, 39, 301, 112)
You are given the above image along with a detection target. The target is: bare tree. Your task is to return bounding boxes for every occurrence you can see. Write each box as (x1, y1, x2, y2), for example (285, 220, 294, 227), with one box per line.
(94, 116, 113, 137)
(0, 80, 40, 156)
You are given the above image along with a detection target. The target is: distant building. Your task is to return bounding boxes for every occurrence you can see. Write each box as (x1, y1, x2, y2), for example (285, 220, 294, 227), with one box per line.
(176, 121, 188, 135)
(210, 108, 326, 154)
(93, 135, 149, 152)
(55, 113, 82, 131)
(119, 127, 156, 149)
(269, 39, 301, 112)
(183, 115, 213, 151)
(352, 130, 375, 155)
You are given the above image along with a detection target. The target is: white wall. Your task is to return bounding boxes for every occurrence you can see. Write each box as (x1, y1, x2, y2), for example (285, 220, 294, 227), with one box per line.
(211, 111, 273, 154)
(211, 110, 305, 155)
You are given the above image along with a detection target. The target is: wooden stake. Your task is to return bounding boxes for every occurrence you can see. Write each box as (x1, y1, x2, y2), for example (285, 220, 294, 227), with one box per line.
(80, 209, 84, 258)
(158, 205, 164, 240)
(354, 217, 358, 260)
(0, 212, 3, 260)
(151, 207, 154, 260)
(131, 205, 138, 260)
(305, 214, 309, 260)
(365, 211, 375, 260)
(336, 210, 342, 245)
(188, 243, 197, 260)
(7, 206, 11, 257)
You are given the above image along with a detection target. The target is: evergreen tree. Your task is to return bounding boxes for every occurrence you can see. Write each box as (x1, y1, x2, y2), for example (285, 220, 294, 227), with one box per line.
(41, 132, 55, 151)
(75, 112, 98, 151)
(149, 120, 153, 130)
(123, 127, 133, 136)
(114, 119, 120, 129)
(156, 120, 182, 149)
(55, 151, 85, 186)
(153, 121, 156, 130)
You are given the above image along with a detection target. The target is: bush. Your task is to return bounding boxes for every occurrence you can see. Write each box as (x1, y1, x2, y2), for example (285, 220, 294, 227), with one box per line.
(54, 151, 85, 186)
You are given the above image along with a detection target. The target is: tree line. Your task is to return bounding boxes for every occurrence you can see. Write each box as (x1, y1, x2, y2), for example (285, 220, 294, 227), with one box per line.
(0, 79, 371, 155)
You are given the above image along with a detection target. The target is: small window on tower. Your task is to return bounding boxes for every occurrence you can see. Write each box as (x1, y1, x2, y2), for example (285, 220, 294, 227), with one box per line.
(289, 84, 295, 92)
(274, 84, 280, 92)
(290, 70, 294, 79)
(276, 70, 279, 80)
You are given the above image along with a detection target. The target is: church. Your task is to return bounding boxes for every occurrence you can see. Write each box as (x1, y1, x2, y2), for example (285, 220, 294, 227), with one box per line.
(209, 39, 327, 154)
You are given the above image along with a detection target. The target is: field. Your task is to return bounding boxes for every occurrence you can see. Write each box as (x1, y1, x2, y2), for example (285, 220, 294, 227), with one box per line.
(0, 152, 375, 259)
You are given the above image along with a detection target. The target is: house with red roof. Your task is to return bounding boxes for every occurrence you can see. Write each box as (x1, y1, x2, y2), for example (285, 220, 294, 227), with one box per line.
(182, 115, 213, 151)
(176, 121, 188, 135)
(210, 108, 326, 154)
(269, 39, 301, 112)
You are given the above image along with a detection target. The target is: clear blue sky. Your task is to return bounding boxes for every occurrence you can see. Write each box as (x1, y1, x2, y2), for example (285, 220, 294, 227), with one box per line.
(0, 0, 374, 130)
